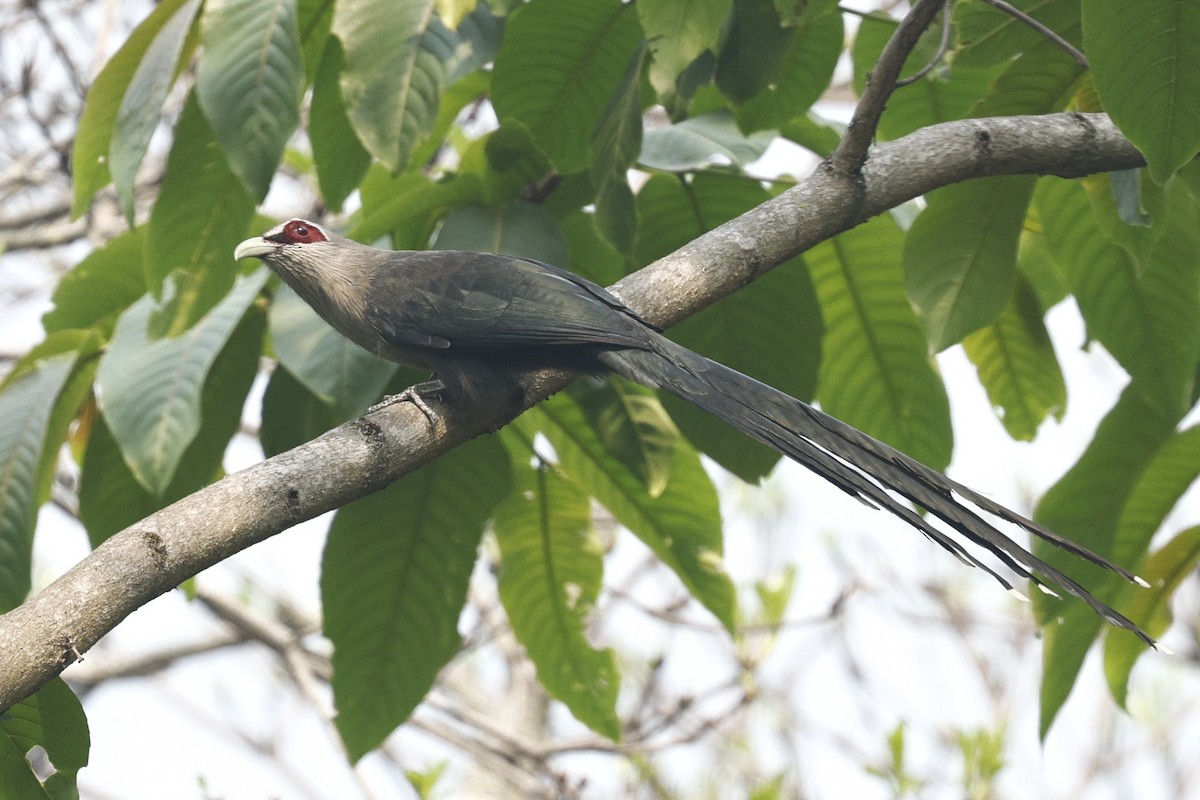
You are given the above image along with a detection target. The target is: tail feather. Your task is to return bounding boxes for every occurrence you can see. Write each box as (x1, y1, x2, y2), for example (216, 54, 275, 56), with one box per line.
(598, 337, 1158, 649)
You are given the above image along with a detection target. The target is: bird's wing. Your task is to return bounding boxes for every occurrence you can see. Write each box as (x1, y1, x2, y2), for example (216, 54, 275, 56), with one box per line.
(366, 251, 654, 353)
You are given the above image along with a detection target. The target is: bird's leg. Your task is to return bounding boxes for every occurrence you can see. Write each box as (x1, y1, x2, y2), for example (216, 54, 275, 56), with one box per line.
(367, 379, 446, 429)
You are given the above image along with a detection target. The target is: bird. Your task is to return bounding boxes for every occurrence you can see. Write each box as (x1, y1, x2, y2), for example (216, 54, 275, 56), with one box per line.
(235, 217, 1161, 648)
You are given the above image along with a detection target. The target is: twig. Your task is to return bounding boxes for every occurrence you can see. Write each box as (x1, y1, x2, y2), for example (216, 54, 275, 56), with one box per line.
(978, 0, 1089, 67)
(896, 1, 954, 87)
(830, 0, 949, 175)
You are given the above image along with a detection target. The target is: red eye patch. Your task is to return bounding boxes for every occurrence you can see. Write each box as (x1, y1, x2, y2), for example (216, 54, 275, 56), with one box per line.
(267, 219, 328, 245)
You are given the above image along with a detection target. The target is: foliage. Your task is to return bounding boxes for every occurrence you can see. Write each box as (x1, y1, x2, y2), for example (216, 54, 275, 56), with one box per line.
(3, 0, 1200, 793)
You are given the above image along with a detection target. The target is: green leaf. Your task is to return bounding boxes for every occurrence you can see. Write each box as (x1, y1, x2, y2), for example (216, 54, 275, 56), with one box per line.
(494, 455, 621, 739)
(1096, 424, 1200, 698)
(640, 0, 732, 99)
(332, 0, 458, 171)
(1105, 526, 1200, 705)
(434, 201, 570, 266)
(259, 366, 340, 457)
(635, 172, 822, 481)
(753, 565, 796, 625)
(1083, 0, 1200, 183)
(956, 0, 1083, 67)
(353, 171, 485, 245)
(146, 95, 256, 326)
(110, 0, 201, 222)
(196, 0, 304, 199)
(309, 38, 373, 212)
(297, 0, 335, 81)
(71, 0, 199, 218)
(80, 308, 265, 546)
(492, 0, 643, 172)
(962, 276, 1066, 441)
(1034, 386, 1182, 737)
(324, 436, 512, 761)
(807, 216, 952, 469)
(1037, 176, 1200, 414)
(639, 111, 775, 172)
(559, 210, 630, 287)
(0, 354, 76, 612)
(778, 112, 842, 159)
(591, 42, 647, 254)
(42, 229, 146, 335)
(968, 25, 1085, 117)
(411, 69, 492, 169)
(530, 394, 736, 631)
(571, 381, 678, 498)
(904, 176, 1036, 351)
(268, 286, 398, 422)
(95, 272, 266, 496)
(735, 6, 842, 132)
(715, 0, 792, 104)
(0, 679, 89, 800)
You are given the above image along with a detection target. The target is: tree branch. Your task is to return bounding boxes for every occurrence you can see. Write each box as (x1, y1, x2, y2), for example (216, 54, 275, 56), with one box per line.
(830, 0, 948, 175)
(0, 112, 1146, 711)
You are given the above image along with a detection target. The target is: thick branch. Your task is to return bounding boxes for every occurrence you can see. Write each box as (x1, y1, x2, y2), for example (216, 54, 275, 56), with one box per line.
(0, 112, 1146, 711)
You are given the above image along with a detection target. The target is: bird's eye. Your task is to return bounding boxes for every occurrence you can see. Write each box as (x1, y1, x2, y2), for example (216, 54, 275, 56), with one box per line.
(280, 219, 326, 244)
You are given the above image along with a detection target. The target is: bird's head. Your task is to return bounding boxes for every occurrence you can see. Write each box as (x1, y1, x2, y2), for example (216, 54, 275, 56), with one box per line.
(234, 218, 332, 264)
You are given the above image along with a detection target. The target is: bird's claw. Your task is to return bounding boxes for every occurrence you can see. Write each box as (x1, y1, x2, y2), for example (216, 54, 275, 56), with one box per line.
(367, 383, 444, 430)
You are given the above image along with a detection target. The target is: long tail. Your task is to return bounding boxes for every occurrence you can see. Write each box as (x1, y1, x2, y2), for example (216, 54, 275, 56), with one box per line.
(598, 336, 1160, 649)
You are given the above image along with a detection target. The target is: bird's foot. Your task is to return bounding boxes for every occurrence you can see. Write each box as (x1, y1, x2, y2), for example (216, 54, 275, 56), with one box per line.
(368, 381, 445, 430)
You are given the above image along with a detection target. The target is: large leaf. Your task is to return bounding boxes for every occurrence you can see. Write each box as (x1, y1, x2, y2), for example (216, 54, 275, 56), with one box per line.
(196, 0, 304, 199)
(639, 111, 775, 173)
(110, 0, 201, 222)
(735, 6, 843, 132)
(493, 451, 621, 739)
(259, 366, 341, 457)
(639, 0, 732, 99)
(146, 95, 256, 327)
(0, 679, 89, 800)
(324, 436, 512, 761)
(591, 42, 647, 254)
(352, 170, 485, 245)
(80, 308, 265, 546)
(962, 275, 1066, 441)
(636, 173, 822, 481)
(807, 215, 953, 469)
(1037, 176, 1200, 414)
(42, 230, 146, 335)
(95, 272, 266, 496)
(1105, 526, 1200, 705)
(267, 287, 398, 422)
(1034, 386, 1182, 737)
(1098, 427, 1200, 700)
(530, 394, 736, 631)
(967, 24, 1085, 117)
(714, 0, 792, 104)
(1083, 0, 1200, 183)
(492, 0, 643, 172)
(905, 176, 1036, 351)
(956, 0, 1083, 67)
(309, 38, 372, 212)
(71, 0, 198, 218)
(434, 201, 570, 266)
(571, 381, 678, 499)
(332, 0, 458, 171)
(0, 354, 76, 612)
